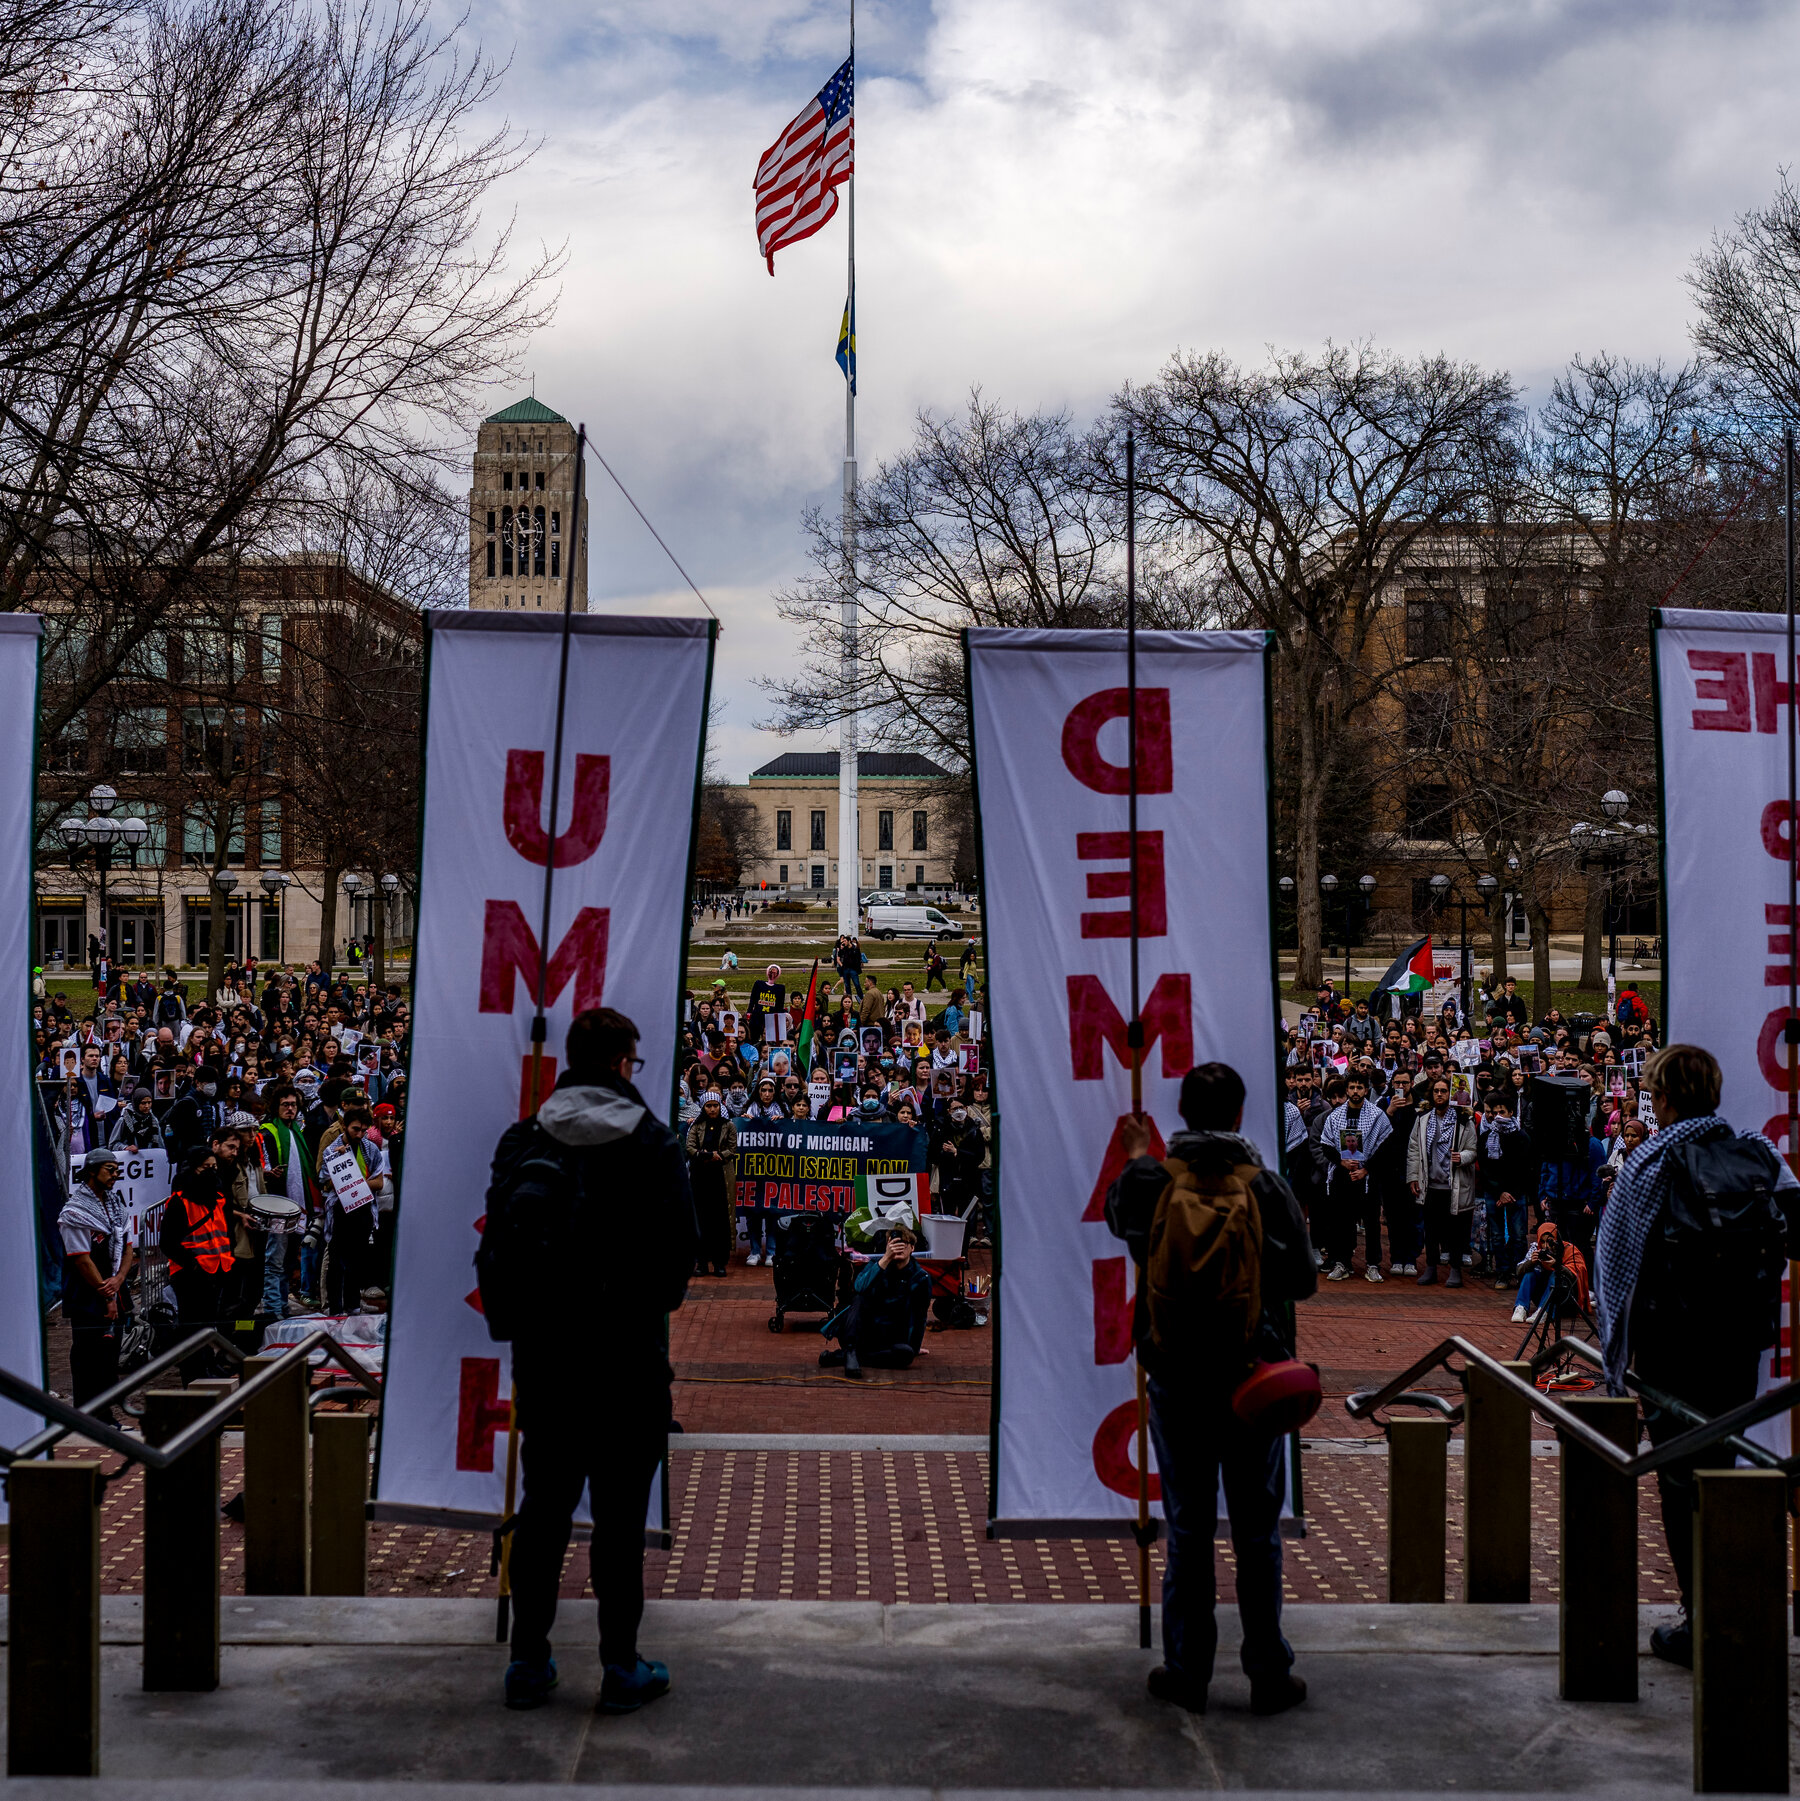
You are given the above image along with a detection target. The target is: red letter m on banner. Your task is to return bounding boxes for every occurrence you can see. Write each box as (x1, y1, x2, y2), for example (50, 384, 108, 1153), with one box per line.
(1065, 973, 1193, 1079)
(479, 900, 610, 1014)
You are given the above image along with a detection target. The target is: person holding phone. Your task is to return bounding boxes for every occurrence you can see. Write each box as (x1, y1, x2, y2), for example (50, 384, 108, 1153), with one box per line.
(1407, 1077, 1479, 1284)
(819, 1223, 931, 1376)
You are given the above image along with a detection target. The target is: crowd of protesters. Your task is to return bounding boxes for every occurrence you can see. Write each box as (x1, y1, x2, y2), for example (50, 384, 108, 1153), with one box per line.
(675, 933, 989, 1279)
(1285, 972, 1658, 1321)
(41, 956, 411, 1414)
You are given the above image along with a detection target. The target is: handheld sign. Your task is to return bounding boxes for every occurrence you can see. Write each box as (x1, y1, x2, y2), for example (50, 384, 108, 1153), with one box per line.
(322, 1138, 375, 1213)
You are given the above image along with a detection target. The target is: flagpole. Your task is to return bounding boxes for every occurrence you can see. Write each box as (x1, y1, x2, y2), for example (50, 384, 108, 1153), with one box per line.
(836, 0, 859, 940)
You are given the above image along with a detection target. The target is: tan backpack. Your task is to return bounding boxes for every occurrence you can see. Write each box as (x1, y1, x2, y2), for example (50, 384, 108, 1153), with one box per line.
(1143, 1155, 1263, 1382)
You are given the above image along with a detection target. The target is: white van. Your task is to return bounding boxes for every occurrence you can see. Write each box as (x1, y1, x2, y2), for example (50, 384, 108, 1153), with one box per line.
(866, 903, 963, 942)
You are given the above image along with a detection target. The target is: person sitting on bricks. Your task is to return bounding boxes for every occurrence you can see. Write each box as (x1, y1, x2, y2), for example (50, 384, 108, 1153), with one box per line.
(1105, 1060, 1315, 1719)
(1594, 1041, 1797, 1672)
(819, 1219, 932, 1376)
(476, 1006, 699, 1716)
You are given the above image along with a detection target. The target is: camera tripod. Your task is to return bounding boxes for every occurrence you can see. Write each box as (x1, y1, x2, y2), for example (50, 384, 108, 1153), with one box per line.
(1512, 1250, 1598, 1364)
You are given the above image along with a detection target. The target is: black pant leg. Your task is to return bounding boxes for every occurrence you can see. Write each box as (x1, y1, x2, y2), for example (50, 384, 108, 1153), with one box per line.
(508, 1422, 590, 1667)
(590, 1417, 666, 1670)
(1637, 1338, 1762, 1612)
(69, 1328, 119, 1423)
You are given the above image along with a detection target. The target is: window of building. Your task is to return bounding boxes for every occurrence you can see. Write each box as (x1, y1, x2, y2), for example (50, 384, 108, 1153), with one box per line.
(182, 804, 245, 867)
(45, 621, 88, 683)
(877, 809, 893, 850)
(778, 864, 788, 884)
(121, 630, 165, 680)
(550, 511, 560, 580)
(502, 505, 513, 576)
(878, 864, 892, 888)
(503, 471, 513, 491)
(810, 809, 826, 851)
(136, 802, 166, 865)
(46, 717, 87, 774)
(485, 510, 496, 579)
(1403, 691, 1455, 753)
(1486, 584, 1543, 655)
(259, 707, 280, 777)
(775, 809, 791, 851)
(182, 707, 244, 776)
(1404, 784, 1454, 839)
(535, 470, 545, 489)
(181, 625, 235, 685)
(533, 505, 546, 577)
(811, 864, 825, 889)
(107, 707, 166, 776)
(1405, 589, 1455, 660)
(259, 614, 283, 680)
(912, 810, 928, 851)
(915, 864, 925, 887)
(259, 798, 281, 866)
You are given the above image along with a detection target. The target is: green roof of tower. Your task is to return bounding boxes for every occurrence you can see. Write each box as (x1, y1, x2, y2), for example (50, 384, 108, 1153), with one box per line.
(483, 396, 568, 425)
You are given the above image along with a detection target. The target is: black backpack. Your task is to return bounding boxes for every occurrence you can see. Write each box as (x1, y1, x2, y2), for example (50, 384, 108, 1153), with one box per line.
(1639, 1124, 1792, 1351)
(474, 1126, 580, 1343)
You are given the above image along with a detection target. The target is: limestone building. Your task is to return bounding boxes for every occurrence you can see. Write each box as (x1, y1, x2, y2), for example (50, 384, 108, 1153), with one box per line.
(736, 751, 957, 893)
(468, 397, 588, 612)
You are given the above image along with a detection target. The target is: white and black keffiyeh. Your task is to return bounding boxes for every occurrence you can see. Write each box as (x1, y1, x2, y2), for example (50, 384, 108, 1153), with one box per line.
(1594, 1113, 1795, 1394)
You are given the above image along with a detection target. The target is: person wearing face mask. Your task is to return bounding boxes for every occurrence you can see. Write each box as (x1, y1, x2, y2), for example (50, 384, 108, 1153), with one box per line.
(934, 1099, 986, 1221)
(164, 1063, 230, 1160)
(684, 1091, 737, 1276)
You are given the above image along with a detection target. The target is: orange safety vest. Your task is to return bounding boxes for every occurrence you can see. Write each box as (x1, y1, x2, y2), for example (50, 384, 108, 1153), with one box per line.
(170, 1189, 233, 1275)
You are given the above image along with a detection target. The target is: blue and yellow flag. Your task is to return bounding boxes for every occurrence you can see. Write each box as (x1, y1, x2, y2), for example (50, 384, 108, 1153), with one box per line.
(836, 295, 855, 394)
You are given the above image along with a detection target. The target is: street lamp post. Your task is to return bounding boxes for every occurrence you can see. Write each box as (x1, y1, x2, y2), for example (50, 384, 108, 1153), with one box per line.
(341, 872, 364, 973)
(57, 784, 150, 979)
(1571, 790, 1634, 989)
(374, 871, 400, 988)
(259, 870, 291, 967)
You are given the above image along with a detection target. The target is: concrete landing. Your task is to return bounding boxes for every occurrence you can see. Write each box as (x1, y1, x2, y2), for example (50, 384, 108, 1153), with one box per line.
(0, 1598, 1765, 1791)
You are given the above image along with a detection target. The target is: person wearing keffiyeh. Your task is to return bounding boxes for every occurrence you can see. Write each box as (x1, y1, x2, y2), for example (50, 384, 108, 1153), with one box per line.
(1593, 1043, 1796, 1671)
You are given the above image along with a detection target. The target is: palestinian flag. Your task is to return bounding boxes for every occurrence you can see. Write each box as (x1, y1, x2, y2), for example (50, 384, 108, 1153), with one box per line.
(794, 959, 821, 1073)
(1373, 936, 1434, 1000)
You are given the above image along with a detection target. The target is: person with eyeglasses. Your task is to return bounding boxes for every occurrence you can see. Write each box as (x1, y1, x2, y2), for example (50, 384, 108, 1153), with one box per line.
(487, 1006, 697, 1716)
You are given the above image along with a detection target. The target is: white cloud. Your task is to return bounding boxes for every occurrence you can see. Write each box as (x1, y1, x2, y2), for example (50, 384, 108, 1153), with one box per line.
(456, 0, 1800, 776)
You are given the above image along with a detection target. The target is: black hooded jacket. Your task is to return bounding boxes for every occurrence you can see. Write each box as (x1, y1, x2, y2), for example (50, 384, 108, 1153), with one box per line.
(483, 1069, 699, 1378)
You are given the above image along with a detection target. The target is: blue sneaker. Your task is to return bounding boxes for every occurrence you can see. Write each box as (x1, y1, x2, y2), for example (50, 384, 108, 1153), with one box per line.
(504, 1657, 558, 1709)
(599, 1656, 671, 1714)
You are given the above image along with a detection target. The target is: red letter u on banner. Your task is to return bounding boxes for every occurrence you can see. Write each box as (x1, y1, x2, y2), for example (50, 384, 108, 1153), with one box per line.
(503, 749, 610, 867)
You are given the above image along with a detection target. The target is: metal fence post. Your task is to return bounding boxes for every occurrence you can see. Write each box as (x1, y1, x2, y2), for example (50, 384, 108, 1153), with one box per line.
(1387, 1417, 1449, 1604)
(1465, 1359, 1533, 1603)
(1559, 1394, 1638, 1701)
(242, 1352, 309, 1595)
(142, 1387, 220, 1692)
(310, 1411, 371, 1598)
(1694, 1470, 1788, 1794)
(6, 1459, 102, 1776)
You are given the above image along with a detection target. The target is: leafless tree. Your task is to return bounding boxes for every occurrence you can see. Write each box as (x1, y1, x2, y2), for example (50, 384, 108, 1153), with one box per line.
(763, 390, 1204, 769)
(5, 0, 554, 734)
(1110, 344, 1517, 991)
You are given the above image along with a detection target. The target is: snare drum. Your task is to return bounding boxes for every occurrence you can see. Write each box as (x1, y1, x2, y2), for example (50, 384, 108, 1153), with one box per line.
(249, 1194, 303, 1232)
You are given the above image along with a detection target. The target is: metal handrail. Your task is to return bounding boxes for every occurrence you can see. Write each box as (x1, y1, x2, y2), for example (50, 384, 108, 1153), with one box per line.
(1345, 1333, 1800, 1480)
(0, 1329, 379, 1476)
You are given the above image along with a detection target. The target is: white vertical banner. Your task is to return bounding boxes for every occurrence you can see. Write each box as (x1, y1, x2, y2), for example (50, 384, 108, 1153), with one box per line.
(1654, 608, 1797, 1149)
(376, 613, 713, 1522)
(0, 616, 41, 1506)
(1654, 607, 1800, 1457)
(967, 626, 1278, 1530)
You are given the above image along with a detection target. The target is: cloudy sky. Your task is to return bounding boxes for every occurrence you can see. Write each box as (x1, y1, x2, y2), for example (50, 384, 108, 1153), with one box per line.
(452, 0, 1800, 779)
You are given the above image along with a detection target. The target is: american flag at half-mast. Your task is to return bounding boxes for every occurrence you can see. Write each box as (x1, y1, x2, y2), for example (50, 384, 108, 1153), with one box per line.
(754, 54, 853, 274)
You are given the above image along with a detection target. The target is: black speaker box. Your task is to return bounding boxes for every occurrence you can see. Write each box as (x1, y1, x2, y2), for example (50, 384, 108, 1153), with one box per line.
(1528, 1074, 1591, 1159)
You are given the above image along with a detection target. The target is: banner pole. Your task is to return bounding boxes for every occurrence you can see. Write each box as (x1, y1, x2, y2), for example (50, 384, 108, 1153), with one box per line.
(1782, 426, 1799, 1637)
(497, 419, 590, 1645)
(1123, 430, 1153, 1652)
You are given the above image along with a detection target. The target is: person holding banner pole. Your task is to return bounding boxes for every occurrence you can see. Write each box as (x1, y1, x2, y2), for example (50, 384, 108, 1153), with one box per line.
(1106, 1063, 1311, 1717)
